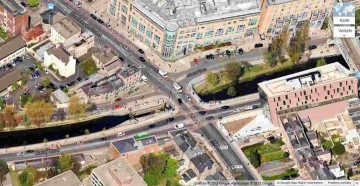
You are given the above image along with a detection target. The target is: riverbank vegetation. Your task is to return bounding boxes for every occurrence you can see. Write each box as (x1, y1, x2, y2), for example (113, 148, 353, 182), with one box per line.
(195, 21, 311, 96)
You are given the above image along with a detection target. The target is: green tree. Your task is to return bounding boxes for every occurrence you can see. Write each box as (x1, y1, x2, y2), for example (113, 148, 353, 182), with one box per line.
(0, 99, 4, 110)
(316, 59, 327, 67)
(11, 82, 18, 91)
(27, 0, 40, 7)
(41, 78, 51, 87)
(68, 96, 87, 116)
(19, 166, 38, 186)
(206, 72, 219, 86)
(263, 50, 277, 67)
(332, 142, 346, 155)
(224, 62, 242, 80)
(0, 159, 9, 186)
(356, 9, 360, 26)
(321, 17, 329, 30)
(164, 157, 178, 178)
(249, 150, 260, 168)
(58, 154, 73, 173)
(227, 86, 237, 97)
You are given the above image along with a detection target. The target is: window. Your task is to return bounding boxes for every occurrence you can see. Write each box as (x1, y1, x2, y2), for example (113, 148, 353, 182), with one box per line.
(340, 82, 343, 87)
(131, 17, 138, 27)
(196, 33, 203, 39)
(248, 18, 257, 26)
(146, 29, 153, 38)
(112, 0, 117, 5)
(204, 30, 213, 38)
(236, 25, 245, 33)
(285, 95, 288, 99)
(191, 33, 196, 37)
(227, 27, 234, 33)
(215, 29, 224, 36)
(121, 5, 128, 14)
(139, 24, 145, 33)
(109, 5, 116, 16)
(154, 35, 160, 44)
(121, 15, 127, 24)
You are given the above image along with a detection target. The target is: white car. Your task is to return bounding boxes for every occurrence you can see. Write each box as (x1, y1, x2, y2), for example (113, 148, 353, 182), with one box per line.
(186, 96, 191, 101)
(174, 123, 185, 129)
(44, 69, 49, 74)
(117, 132, 125, 137)
(233, 109, 241, 113)
(141, 75, 148, 82)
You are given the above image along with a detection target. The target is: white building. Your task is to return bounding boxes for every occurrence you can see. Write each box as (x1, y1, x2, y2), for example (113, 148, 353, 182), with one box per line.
(0, 36, 26, 67)
(44, 45, 76, 78)
(50, 17, 81, 44)
(50, 89, 70, 108)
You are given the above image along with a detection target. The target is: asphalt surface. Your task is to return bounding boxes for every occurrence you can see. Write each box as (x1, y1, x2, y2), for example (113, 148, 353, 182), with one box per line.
(39, 0, 257, 180)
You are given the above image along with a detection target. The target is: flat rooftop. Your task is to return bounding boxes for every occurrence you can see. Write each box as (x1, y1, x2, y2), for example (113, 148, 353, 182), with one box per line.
(0, 0, 25, 16)
(92, 158, 147, 186)
(258, 63, 353, 97)
(133, 0, 260, 28)
(35, 170, 82, 186)
(52, 17, 81, 39)
(266, 0, 296, 5)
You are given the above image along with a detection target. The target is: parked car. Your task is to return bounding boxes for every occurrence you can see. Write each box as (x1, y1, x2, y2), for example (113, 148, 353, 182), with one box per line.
(138, 49, 145, 54)
(44, 69, 49, 74)
(117, 132, 125, 137)
(20, 2, 27, 7)
(206, 116, 214, 120)
(254, 43, 263, 48)
(139, 57, 146, 62)
(308, 45, 317, 50)
(226, 50, 231, 56)
(97, 19, 104, 24)
(174, 123, 185, 129)
(238, 48, 244, 55)
(119, 56, 124, 62)
(199, 111, 206, 115)
(221, 105, 230, 110)
(114, 105, 121, 109)
(177, 98, 183, 104)
(149, 124, 156, 128)
(115, 98, 122, 102)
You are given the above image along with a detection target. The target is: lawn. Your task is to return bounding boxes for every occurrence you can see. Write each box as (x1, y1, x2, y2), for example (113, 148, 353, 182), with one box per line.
(262, 168, 299, 180)
(0, 26, 9, 40)
(261, 151, 287, 163)
(81, 57, 98, 76)
(243, 140, 287, 163)
(9, 170, 20, 186)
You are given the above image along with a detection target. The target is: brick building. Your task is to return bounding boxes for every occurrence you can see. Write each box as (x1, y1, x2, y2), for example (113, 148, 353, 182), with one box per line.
(258, 63, 358, 125)
(0, 0, 29, 36)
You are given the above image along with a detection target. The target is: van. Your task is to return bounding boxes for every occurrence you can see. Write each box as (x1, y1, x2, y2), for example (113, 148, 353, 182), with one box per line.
(141, 75, 148, 82)
(174, 123, 185, 129)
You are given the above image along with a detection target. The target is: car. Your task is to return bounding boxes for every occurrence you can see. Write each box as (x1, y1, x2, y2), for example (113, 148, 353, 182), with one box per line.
(254, 43, 263, 48)
(60, 85, 65, 90)
(114, 105, 121, 109)
(199, 111, 206, 115)
(35, 71, 40, 77)
(139, 57, 146, 62)
(77, 77, 82, 81)
(218, 53, 224, 57)
(244, 105, 257, 110)
(186, 96, 191, 101)
(138, 49, 145, 54)
(7, 64, 13, 69)
(21, 55, 26, 60)
(35, 83, 40, 88)
(174, 123, 185, 129)
(16, 152, 26, 156)
(33, 64, 38, 70)
(29, 67, 35, 72)
(177, 98, 183, 104)
(308, 45, 317, 50)
(11, 62, 16, 67)
(115, 98, 122, 102)
(119, 56, 124, 62)
(25, 150, 34, 153)
(233, 109, 241, 113)
(226, 50, 231, 56)
(44, 69, 49, 74)
(97, 19, 104, 24)
(149, 124, 156, 128)
(141, 75, 148, 82)
(101, 137, 107, 141)
(90, 14, 97, 20)
(20, 2, 27, 7)
(238, 48, 244, 55)
(15, 57, 22, 62)
(206, 116, 214, 120)
(167, 117, 175, 122)
(221, 105, 230, 110)
(282, 176, 291, 180)
(117, 132, 125, 137)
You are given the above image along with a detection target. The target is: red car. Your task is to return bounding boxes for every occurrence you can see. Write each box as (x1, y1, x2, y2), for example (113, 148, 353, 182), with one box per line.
(115, 98, 122, 102)
(194, 58, 199, 65)
(114, 105, 121, 109)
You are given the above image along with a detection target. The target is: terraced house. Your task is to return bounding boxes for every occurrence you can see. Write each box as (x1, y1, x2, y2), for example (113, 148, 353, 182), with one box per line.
(258, 0, 334, 36)
(107, 0, 261, 59)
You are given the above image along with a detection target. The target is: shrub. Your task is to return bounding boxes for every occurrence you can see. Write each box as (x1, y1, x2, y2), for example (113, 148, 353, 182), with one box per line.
(332, 142, 345, 155)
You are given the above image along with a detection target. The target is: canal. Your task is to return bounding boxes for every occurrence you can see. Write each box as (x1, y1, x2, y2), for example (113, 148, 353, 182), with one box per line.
(199, 55, 349, 102)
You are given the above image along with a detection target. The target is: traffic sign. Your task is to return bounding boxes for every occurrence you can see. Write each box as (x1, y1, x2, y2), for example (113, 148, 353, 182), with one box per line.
(48, 3, 54, 10)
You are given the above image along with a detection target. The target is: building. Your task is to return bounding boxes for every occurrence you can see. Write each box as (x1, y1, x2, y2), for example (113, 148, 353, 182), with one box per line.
(40, 8, 66, 33)
(22, 25, 46, 45)
(44, 45, 76, 78)
(91, 158, 147, 186)
(0, 0, 29, 36)
(64, 31, 95, 58)
(258, 0, 334, 36)
(0, 69, 22, 97)
(0, 35, 26, 67)
(92, 48, 123, 76)
(35, 170, 82, 186)
(258, 62, 358, 125)
(50, 17, 81, 44)
(306, 131, 320, 148)
(343, 0, 360, 8)
(50, 89, 70, 108)
(107, 0, 261, 59)
(118, 66, 141, 85)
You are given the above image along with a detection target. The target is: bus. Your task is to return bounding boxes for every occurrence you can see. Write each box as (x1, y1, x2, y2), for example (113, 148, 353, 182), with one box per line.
(134, 132, 148, 140)
(173, 82, 182, 92)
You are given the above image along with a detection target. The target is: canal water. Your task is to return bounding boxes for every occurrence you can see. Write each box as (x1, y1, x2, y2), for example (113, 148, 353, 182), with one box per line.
(0, 115, 130, 148)
(199, 55, 349, 102)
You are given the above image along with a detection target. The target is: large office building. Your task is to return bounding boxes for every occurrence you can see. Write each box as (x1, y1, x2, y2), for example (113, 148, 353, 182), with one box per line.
(0, 0, 29, 36)
(258, 63, 358, 125)
(258, 0, 334, 36)
(108, 0, 261, 59)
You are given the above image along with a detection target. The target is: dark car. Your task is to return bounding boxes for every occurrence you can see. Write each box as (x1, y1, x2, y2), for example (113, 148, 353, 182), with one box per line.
(119, 56, 124, 62)
(167, 117, 175, 122)
(139, 57, 146, 62)
(149, 124, 156, 128)
(199, 111, 206, 115)
(20, 2, 27, 7)
(7, 64, 13, 69)
(60, 85, 65, 90)
(90, 14, 97, 20)
(221, 105, 230, 110)
(177, 98, 183, 104)
(226, 50, 231, 56)
(97, 19, 104, 24)
(138, 49, 145, 54)
(282, 176, 290, 180)
(28, 67, 35, 72)
(206, 116, 214, 120)
(254, 43, 263, 48)
(308, 45, 317, 50)
(238, 48, 244, 55)
(101, 137, 107, 141)
(25, 150, 34, 153)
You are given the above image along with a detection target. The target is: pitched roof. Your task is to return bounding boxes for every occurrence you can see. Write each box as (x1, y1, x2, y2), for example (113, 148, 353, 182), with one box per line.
(0, 69, 22, 92)
(0, 36, 26, 60)
(35, 170, 82, 186)
(22, 25, 45, 42)
(111, 138, 138, 154)
(93, 49, 118, 65)
(47, 45, 71, 64)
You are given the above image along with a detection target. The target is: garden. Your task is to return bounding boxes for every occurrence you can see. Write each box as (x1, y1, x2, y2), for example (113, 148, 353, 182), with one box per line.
(262, 168, 299, 180)
(81, 57, 98, 76)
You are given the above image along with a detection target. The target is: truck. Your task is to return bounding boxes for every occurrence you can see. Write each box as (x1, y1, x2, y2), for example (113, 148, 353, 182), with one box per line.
(159, 69, 167, 77)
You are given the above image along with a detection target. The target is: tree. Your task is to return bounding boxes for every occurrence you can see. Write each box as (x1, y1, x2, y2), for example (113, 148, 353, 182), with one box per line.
(0, 159, 9, 186)
(206, 72, 219, 86)
(65, 134, 70, 140)
(249, 150, 260, 168)
(316, 59, 327, 67)
(68, 96, 87, 116)
(19, 166, 38, 186)
(321, 17, 329, 30)
(41, 78, 50, 87)
(84, 129, 90, 135)
(227, 86, 237, 97)
(0, 99, 4, 110)
(43, 138, 48, 146)
(27, 0, 39, 7)
(24, 99, 54, 126)
(2, 107, 16, 128)
(263, 50, 277, 67)
(164, 157, 178, 178)
(356, 9, 360, 26)
(332, 142, 346, 155)
(58, 154, 73, 173)
(224, 62, 242, 80)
